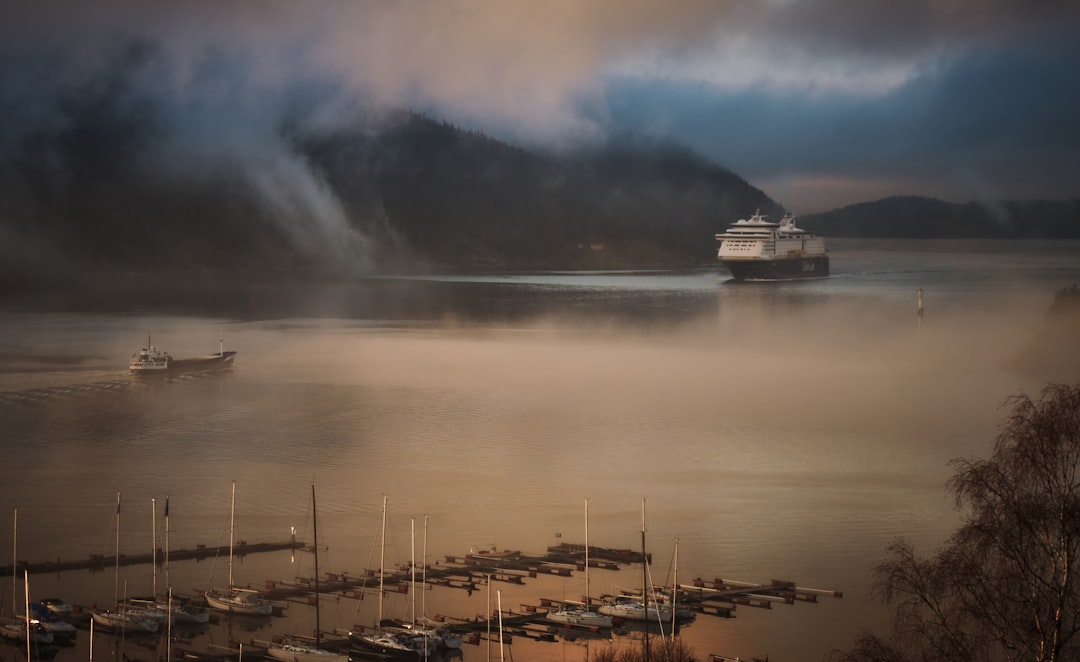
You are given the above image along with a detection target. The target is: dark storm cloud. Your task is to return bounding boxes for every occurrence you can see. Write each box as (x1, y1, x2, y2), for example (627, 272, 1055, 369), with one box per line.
(755, 0, 1078, 59)
(606, 25, 1080, 210)
(0, 0, 1077, 216)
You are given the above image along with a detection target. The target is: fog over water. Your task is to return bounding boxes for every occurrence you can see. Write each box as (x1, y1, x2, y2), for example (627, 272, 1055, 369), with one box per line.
(1, 240, 1079, 661)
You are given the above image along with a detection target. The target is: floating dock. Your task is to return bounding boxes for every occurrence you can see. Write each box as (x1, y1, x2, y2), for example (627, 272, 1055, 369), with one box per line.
(1, 540, 304, 577)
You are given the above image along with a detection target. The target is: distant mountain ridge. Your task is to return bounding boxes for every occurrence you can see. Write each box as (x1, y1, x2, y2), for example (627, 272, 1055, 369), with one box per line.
(1, 102, 1078, 297)
(800, 196, 1080, 239)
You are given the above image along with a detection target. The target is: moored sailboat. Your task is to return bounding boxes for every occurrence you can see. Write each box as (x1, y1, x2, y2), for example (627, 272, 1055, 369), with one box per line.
(90, 493, 161, 634)
(597, 499, 672, 628)
(1, 571, 56, 645)
(265, 485, 347, 662)
(347, 497, 433, 658)
(596, 596, 672, 622)
(23, 604, 76, 640)
(9, 510, 76, 642)
(393, 516, 463, 650)
(547, 499, 614, 629)
(204, 482, 274, 616)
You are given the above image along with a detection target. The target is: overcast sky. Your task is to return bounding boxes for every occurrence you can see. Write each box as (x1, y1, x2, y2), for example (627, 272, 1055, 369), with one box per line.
(1, 0, 1078, 212)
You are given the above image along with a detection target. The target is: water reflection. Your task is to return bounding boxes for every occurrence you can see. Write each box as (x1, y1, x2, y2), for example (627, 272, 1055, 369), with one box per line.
(3, 243, 1080, 661)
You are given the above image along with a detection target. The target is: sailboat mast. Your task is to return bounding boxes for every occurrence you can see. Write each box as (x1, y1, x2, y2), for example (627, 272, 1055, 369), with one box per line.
(497, 590, 505, 662)
(378, 495, 386, 625)
(228, 481, 236, 587)
(312, 484, 321, 646)
(410, 518, 416, 626)
(11, 508, 15, 619)
(115, 492, 121, 606)
(486, 574, 492, 662)
(584, 499, 590, 609)
(641, 497, 649, 662)
(166, 587, 173, 662)
(671, 537, 679, 639)
(24, 571, 30, 654)
(164, 497, 170, 595)
(152, 498, 157, 598)
(422, 515, 429, 621)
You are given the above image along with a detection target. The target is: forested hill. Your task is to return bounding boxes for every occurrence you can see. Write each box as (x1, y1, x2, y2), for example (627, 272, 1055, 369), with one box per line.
(298, 115, 779, 270)
(0, 108, 778, 292)
(800, 196, 1080, 238)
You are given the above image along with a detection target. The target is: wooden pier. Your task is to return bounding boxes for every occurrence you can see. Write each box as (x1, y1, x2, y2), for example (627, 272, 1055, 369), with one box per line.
(546, 542, 650, 565)
(1, 539, 304, 577)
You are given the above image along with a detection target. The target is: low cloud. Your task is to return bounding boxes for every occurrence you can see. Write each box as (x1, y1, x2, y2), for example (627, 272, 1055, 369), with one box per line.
(1, 0, 1077, 217)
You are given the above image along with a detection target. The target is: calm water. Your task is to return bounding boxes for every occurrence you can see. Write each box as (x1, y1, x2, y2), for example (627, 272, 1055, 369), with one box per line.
(1, 239, 1079, 662)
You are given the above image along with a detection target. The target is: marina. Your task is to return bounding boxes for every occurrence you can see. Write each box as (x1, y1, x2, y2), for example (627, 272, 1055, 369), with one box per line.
(2, 537, 842, 661)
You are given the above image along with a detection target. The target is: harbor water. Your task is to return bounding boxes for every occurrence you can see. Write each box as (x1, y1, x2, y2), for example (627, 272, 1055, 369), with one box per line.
(1, 239, 1079, 661)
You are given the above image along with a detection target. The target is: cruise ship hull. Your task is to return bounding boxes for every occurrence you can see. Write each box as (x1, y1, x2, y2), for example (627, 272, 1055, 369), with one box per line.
(721, 255, 830, 281)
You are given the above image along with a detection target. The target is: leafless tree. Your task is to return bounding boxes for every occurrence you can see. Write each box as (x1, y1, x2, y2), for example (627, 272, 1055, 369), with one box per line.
(833, 382, 1080, 662)
(593, 638, 699, 662)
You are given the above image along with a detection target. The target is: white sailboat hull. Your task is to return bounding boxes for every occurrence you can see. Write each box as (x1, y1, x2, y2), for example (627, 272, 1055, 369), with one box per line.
(90, 609, 161, 633)
(205, 589, 273, 616)
(266, 643, 348, 662)
(547, 606, 613, 628)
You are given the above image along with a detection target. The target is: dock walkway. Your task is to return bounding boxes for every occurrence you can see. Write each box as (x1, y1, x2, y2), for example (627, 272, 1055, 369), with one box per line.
(1, 540, 303, 577)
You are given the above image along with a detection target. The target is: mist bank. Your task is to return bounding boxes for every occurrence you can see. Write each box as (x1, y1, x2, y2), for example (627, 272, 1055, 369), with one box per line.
(0, 103, 775, 292)
(1, 37, 1078, 300)
(0, 36, 777, 295)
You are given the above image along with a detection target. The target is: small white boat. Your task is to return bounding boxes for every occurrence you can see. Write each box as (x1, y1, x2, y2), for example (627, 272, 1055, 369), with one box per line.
(204, 587, 273, 616)
(349, 629, 433, 657)
(466, 546, 521, 562)
(400, 618, 464, 650)
(266, 640, 348, 662)
(128, 597, 208, 625)
(597, 597, 672, 622)
(0, 619, 55, 644)
(167, 598, 211, 624)
(38, 599, 73, 617)
(546, 605, 613, 628)
(23, 606, 77, 639)
(90, 608, 161, 633)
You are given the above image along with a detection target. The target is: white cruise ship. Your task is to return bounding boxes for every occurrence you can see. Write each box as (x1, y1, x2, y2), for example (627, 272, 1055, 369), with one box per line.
(715, 210, 829, 281)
